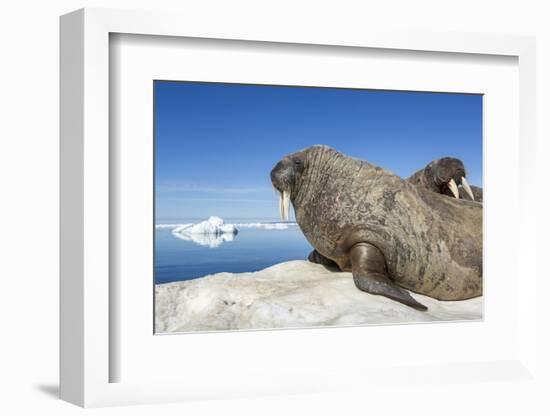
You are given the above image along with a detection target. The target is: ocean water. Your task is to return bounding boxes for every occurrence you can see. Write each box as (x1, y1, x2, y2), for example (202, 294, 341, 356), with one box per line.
(155, 219, 313, 284)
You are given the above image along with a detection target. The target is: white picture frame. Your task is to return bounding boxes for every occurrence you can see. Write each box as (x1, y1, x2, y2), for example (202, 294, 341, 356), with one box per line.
(60, 7, 538, 407)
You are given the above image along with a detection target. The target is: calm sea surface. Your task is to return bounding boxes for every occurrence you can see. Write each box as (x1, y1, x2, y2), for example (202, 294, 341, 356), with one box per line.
(155, 220, 312, 284)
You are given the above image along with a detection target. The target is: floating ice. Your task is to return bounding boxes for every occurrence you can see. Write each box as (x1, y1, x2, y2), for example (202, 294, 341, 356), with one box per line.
(172, 216, 237, 235)
(171, 216, 238, 248)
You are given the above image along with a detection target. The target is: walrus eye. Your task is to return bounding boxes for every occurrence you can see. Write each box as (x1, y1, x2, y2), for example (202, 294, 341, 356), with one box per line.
(294, 159, 304, 172)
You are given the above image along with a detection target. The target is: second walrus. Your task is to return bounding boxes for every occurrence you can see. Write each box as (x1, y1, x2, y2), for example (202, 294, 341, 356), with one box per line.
(407, 157, 483, 202)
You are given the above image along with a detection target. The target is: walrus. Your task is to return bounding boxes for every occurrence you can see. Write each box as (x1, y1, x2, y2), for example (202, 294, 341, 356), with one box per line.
(407, 157, 483, 202)
(270, 145, 482, 310)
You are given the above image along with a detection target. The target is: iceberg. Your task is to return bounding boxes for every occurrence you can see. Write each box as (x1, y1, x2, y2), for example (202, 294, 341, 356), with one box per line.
(155, 260, 483, 333)
(172, 216, 237, 235)
(171, 216, 238, 248)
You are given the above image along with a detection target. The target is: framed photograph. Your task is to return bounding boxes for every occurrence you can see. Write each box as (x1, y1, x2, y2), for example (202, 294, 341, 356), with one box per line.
(60, 8, 537, 407)
(152, 80, 484, 334)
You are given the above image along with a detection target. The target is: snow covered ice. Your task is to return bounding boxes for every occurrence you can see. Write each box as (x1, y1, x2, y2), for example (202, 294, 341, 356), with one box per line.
(155, 260, 483, 333)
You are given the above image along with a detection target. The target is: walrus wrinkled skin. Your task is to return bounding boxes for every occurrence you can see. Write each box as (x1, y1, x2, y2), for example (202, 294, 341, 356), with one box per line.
(408, 157, 483, 202)
(270, 145, 482, 310)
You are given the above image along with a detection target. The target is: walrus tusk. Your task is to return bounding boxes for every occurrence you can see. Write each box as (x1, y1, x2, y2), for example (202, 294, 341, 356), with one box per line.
(447, 179, 459, 199)
(461, 177, 475, 200)
(282, 190, 290, 221)
(278, 190, 291, 221)
(279, 191, 284, 221)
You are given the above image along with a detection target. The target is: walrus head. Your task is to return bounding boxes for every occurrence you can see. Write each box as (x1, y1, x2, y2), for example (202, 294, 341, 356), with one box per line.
(423, 157, 475, 200)
(270, 150, 307, 221)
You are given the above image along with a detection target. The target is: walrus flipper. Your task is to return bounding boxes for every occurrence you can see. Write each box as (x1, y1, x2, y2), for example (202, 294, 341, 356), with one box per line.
(350, 243, 428, 311)
(308, 249, 339, 268)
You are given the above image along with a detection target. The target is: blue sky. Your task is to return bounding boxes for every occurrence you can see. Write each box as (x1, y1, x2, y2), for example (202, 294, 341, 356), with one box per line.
(155, 81, 482, 222)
